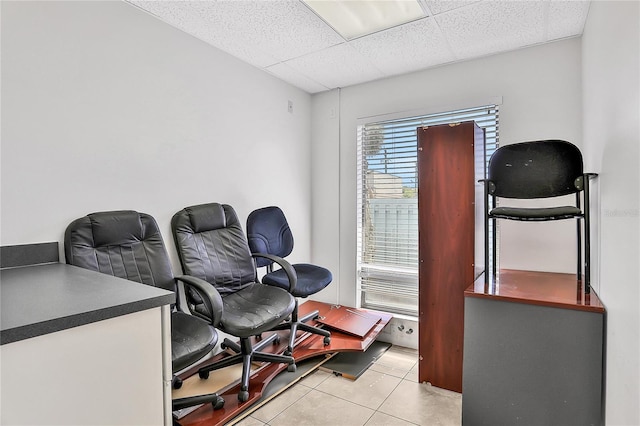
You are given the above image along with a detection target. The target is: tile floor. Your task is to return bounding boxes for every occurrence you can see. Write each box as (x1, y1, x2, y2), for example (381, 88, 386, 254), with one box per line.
(234, 346, 462, 426)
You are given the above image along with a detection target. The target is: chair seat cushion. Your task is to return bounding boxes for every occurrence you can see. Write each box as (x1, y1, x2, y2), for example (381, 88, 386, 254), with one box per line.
(262, 263, 333, 298)
(220, 283, 295, 337)
(490, 206, 582, 221)
(171, 312, 218, 373)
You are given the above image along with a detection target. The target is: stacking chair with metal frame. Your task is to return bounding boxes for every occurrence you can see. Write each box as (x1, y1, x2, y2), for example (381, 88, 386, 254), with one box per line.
(64, 210, 225, 414)
(480, 140, 597, 292)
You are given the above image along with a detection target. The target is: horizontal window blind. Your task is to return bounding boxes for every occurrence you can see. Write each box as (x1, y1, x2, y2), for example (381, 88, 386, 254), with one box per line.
(357, 105, 499, 317)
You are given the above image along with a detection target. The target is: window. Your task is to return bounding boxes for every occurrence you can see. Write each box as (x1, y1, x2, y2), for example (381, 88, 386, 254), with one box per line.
(357, 105, 499, 317)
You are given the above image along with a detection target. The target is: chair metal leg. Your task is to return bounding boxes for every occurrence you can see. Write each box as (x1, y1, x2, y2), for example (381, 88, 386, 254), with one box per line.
(491, 217, 497, 281)
(584, 178, 593, 294)
(484, 189, 490, 285)
(576, 192, 583, 287)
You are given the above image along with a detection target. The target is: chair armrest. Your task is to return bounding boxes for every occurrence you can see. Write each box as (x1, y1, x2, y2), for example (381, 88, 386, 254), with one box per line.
(175, 275, 223, 327)
(478, 179, 496, 194)
(252, 253, 297, 294)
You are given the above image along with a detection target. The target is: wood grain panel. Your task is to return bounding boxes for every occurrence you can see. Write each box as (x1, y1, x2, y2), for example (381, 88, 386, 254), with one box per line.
(465, 269, 605, 312)
(417, 122, 484, 393)
(176, 301, 392, 426)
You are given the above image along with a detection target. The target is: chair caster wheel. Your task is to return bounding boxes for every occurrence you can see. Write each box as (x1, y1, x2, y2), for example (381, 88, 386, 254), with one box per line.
(238, 390, 249, 402)
(220, 342, 227, 350)
(172, 376, 183, 389)
(212, 396, 225, 410)
(323, 336, 331, 346)
(273, 335, 280, 345)
(284, 348, 292, 356)
(198, 370, 210, 380)
(287, 363, 297, 373)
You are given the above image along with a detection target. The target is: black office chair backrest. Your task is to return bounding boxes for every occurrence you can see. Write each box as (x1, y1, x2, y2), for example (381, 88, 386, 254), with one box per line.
(488, 140, 584, 199)
(64, 210, 175, 293)
(171, 203, 256, 296)
(246, 206, 294, 268)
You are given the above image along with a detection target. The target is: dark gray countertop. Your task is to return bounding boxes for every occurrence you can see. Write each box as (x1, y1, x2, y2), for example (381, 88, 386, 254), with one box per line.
(1, 263, 175, 345)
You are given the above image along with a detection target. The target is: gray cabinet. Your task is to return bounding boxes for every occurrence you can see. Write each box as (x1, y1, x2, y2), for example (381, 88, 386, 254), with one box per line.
(463, 270, 605, 426)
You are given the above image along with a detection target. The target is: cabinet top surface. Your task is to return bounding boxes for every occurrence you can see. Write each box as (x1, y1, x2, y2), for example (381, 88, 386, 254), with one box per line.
(1, 263, 174, 345)
(465, 269, 605, 313)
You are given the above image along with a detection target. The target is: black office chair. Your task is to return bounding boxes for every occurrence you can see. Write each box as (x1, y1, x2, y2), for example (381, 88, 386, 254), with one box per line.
(246, 206, 332, 355)
(480, 140, 597, 292)
(64, 210, 225, 414)
(171, 202, 297, 403)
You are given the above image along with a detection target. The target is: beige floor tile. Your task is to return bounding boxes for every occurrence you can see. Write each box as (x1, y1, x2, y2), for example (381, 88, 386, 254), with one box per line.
(268, 389, 375, 426)
(364, 411, 418, 426)
(378, 380, 461, 426)
(315, 369, 402, 410)
(232, 415, 265, 426)
(299, 367, 332, 388)
(250, 383, 312, 423)
(404, 362, 419, 383)
(369, 346, 418, 379)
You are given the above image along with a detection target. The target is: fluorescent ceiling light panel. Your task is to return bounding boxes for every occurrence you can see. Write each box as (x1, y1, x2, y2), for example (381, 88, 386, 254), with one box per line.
(303, 0, 427, 40)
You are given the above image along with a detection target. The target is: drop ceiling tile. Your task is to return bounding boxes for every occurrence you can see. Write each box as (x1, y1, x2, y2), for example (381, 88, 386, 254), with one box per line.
(284, 43, 386, 89)
(546, 1, 590, 41)
(266, 62, 330, 94)
(424, 0, 481, 16)
(129, 1, 278, 67)
(129, 1, 343, 68)
(349, 17, 455, 76)
(201, 1, 344, 62)
(435, 1, 546, 59)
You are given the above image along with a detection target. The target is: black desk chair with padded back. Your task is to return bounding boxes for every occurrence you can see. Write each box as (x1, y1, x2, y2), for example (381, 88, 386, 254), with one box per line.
(171, 202, 297, 403)
(480, 140, 597, 292)
(64, 210, 225, 414)
(246, 206, 332, 355)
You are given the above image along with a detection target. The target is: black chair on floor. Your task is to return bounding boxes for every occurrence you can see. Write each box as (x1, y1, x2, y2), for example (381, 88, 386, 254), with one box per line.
(171, 203, 297, 403)
(246, 206, 332, 355)
(64, 210, 225, 414)
(480, 140, 597, 292)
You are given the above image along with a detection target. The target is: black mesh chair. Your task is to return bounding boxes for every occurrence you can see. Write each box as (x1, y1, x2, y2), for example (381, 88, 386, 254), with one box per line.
(171, 203, 297, 403)
(246, 206, 332, 355)
(64, 210, 225, 413)
(480, 140, 597, 292)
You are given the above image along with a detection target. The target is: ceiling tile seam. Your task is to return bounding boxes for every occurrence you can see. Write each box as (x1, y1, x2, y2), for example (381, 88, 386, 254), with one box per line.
(298, 0, 349, 43)
(417, 0, 433, 17)
(542, 0, 550, 42)
(267, 41, 348, 68)
(264, 63, 330, 92)
(343, 16, 431, 42)
(431, 13, 460, 61)
(346, 43, 391, 81)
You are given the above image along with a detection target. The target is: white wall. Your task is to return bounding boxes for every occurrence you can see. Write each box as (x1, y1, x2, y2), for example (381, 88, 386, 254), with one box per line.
(582, 2, 640, 424)
(311, 38, 584, 307)
(0, 1, 312, 271)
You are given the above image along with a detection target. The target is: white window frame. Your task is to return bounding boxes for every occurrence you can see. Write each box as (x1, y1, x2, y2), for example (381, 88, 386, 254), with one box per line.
(356, 100, 501, 317)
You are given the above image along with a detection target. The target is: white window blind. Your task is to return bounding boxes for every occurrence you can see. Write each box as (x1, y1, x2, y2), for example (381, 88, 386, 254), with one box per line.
(357, 105, 499, 317)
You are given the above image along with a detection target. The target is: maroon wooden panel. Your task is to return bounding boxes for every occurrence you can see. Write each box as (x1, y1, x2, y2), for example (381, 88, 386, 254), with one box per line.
(465, 269, 605, 313)
(176, 301, 392, 426)
(417, 122, 483, 393)
(316, 305, 381, 338)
